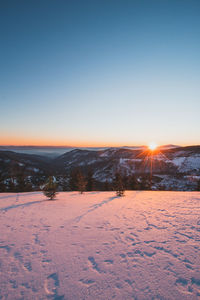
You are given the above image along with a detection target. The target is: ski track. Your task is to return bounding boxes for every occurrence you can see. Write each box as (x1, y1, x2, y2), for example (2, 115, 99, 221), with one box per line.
(0, 191, 200, 299)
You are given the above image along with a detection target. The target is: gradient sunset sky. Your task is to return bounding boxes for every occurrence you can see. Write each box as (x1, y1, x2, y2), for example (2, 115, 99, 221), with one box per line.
(0, 0, 200, 147)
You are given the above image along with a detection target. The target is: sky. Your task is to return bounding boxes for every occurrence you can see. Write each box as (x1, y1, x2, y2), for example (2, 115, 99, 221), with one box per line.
(0, 0, 200, 147)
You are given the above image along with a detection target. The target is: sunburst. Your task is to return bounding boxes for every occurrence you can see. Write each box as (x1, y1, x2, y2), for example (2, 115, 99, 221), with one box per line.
(148, 142, 158, 151)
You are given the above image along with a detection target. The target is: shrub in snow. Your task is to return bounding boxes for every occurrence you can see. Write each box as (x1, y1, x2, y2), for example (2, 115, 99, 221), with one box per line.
(43, 176, 58, 200)
(113, 172, 125, 197)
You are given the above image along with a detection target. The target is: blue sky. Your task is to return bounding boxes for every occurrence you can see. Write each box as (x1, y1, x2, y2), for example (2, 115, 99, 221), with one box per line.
(0, 0, 200, 146)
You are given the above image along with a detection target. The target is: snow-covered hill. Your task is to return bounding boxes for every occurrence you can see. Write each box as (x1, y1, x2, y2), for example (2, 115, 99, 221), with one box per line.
(55, 146, 200, 177)
(54, 146, 200, 190)
(0, 191, 200, 299)
(1, 146, 200, 191)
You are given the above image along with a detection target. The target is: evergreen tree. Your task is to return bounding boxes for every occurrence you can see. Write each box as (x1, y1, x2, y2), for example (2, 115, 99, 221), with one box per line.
(0, 180, 6, 192)
(104, 180, 111, 191)
(139, 175, 151, 190)
(61, 175, 69, 191)
(0, 174, 6, 192)
(77, 172, 86, 194)
(24, 177, 33, 192)
(197, 180, 200, 191)
(129, 174, 139, 190)
(69, 168, 79, 191)
(8, 177, 15, 192)
(122, 173, 129, 190)
(86, 170, 94, 191)
(16, 173, 25, 192)
(113, 172, 125, 197)
(43, 176, 58, 200)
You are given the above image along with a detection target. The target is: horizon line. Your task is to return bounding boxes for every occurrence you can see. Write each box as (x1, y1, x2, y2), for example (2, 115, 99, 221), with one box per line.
(0, 143, 200, 148)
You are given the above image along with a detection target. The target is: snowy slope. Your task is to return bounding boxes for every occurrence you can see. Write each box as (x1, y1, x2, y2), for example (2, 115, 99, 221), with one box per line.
(1, 147, 200, 192)
(0, 191, 200, 299)
(54, 147, 200, 181)
(172, 154, 200, 172)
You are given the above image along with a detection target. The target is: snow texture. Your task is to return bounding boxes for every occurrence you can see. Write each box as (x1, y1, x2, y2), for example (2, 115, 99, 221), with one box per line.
(0, 191, 200, 299)
(172, 155, 200, 172)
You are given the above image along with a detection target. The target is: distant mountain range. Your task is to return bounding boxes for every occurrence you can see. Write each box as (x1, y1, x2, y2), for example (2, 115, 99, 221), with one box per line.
(0, 145, 200, 191)
(0, 144, 179, 157)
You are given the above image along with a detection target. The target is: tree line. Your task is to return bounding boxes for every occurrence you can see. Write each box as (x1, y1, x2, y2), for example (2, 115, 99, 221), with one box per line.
(42, 169, 154, 200)
(1, 167, 200, 194)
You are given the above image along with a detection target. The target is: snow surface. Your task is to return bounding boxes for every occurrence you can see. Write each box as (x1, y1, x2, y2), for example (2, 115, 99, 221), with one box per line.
(172, 155, 200, 172)
(0, 191, 200, 299)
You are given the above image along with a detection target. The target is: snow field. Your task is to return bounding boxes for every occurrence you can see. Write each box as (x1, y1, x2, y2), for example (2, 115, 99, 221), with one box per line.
(0, 191, 200, 299)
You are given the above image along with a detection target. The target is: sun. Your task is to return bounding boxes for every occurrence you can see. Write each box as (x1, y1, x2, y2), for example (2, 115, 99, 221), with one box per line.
(148, 142, 158, 151)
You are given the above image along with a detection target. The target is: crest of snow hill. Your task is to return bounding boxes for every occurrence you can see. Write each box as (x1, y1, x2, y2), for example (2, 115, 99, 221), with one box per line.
(0, 146, 200, 192)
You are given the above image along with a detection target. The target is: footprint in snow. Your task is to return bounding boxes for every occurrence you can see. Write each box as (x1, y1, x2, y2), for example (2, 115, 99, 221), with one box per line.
(191, 277, 200, 295)
(0, 245, 11, 253)
(119, 253, 126, 258)
(88, 256, 102, 273)
(104, 259, 114, 265)
(175, 278, 193, 295)
(14, 251, 23, 262)
(79, 279, 95, 286)
(44, 272, 64, 299)
(23, 261, 32, 271)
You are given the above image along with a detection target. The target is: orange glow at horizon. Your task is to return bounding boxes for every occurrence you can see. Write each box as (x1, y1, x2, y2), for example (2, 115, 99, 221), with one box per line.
(0, 136, 139, 148)
(0, 136, 196, 148)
